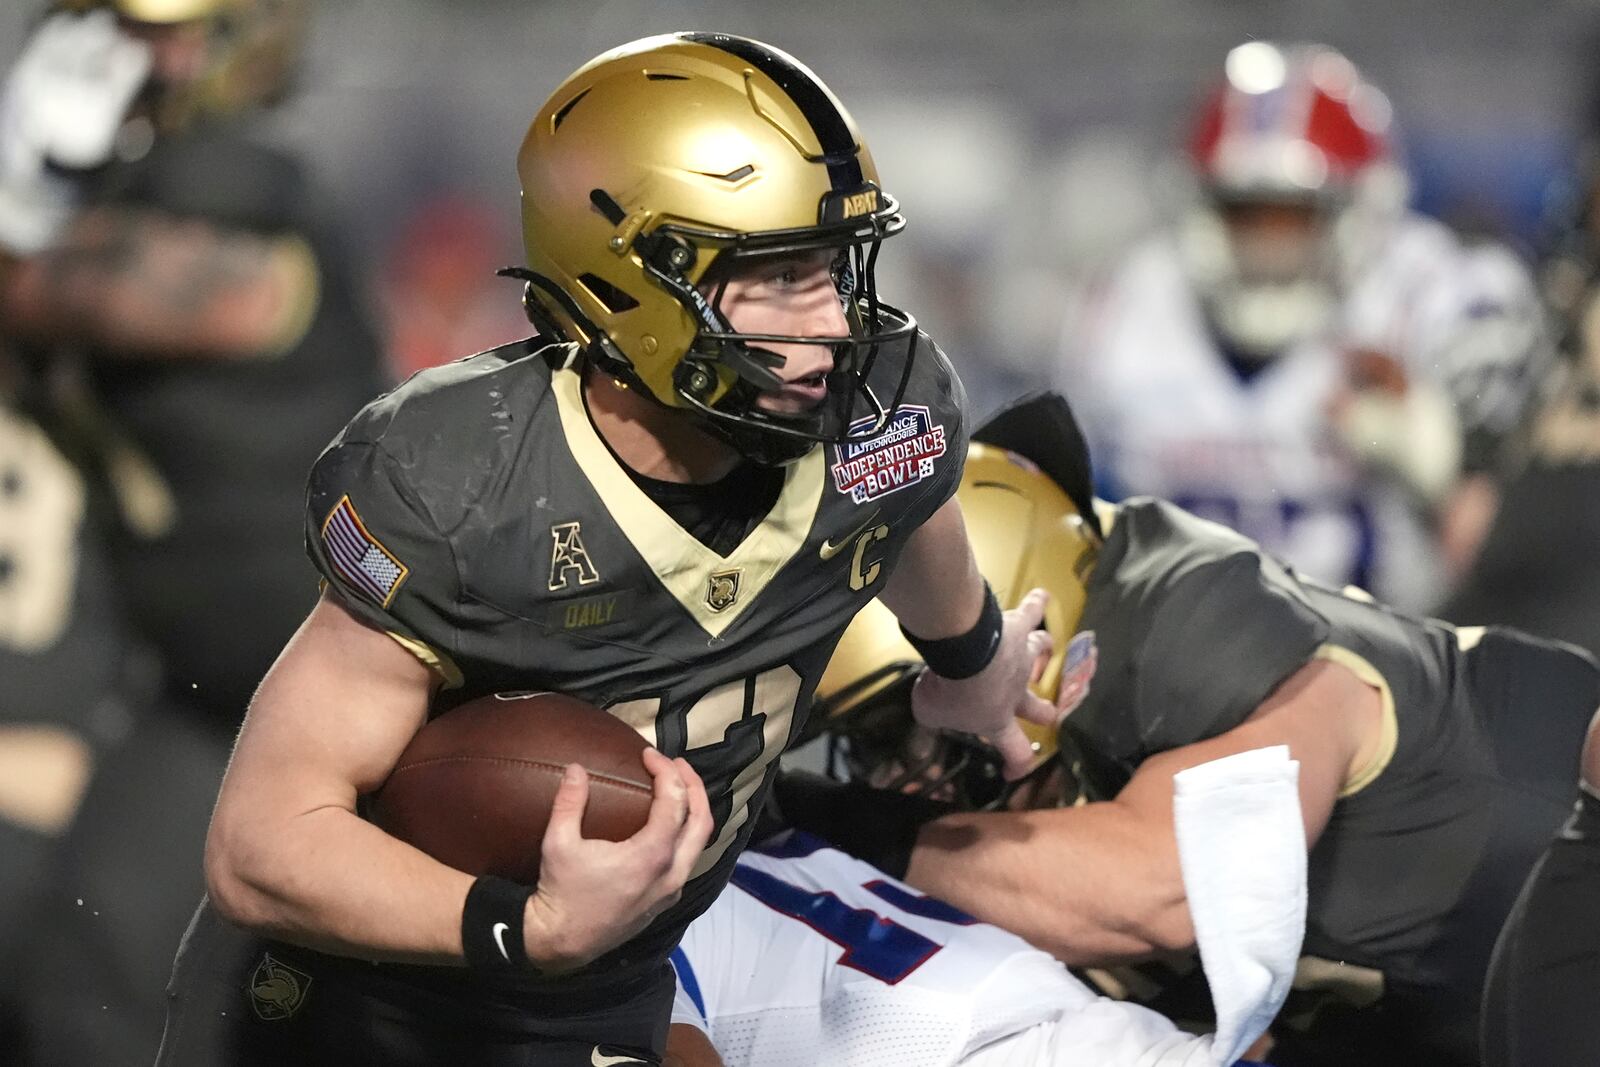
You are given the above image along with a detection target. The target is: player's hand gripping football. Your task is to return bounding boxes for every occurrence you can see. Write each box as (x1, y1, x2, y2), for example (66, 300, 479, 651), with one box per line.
(910, 588, 1058, 780)
(523, 747, 712, 972)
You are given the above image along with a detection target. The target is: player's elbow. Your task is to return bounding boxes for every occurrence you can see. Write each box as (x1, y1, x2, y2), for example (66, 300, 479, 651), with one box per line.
(1135, 895, 1196, 954)
(203, 808, 285, 931)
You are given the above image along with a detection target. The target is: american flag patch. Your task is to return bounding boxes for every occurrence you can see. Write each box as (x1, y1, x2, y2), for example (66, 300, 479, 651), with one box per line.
(320, 495, 409, 608)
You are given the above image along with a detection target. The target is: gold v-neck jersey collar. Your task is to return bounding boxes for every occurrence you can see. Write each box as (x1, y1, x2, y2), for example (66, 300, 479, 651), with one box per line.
(551, 366, 824, 638)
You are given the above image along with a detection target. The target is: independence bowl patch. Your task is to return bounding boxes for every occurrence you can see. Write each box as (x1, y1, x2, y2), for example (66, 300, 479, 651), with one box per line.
(830, 405, 948, 504)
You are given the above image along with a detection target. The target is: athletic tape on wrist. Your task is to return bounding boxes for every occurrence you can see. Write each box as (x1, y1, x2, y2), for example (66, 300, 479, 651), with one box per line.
(902, 580, 1004, 681)
(462, 875, 531, 971)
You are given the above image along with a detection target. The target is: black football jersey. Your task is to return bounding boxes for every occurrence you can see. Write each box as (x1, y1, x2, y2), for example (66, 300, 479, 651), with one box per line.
(303, 336, 966, 1000)
(1067, 497, 1599, 985)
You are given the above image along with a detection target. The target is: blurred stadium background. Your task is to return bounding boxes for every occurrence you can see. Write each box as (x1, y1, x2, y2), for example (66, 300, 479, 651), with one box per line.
(6, 0, 1590, 413)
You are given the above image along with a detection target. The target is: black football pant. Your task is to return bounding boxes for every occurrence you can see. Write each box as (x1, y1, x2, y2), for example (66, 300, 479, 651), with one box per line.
(155, 902, 670, 1067)
(1481, 788, 1600, 1067)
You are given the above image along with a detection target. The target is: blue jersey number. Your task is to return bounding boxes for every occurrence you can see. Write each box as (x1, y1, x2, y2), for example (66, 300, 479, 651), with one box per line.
(729, 865, 950, 984)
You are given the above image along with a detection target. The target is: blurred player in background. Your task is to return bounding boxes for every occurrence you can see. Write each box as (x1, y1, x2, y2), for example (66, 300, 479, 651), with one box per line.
(0, 1, 385, 1062)
(1060, 41, 1546, 611)
(1443, 158, 1600, 658)
(158, 32, 1054, 1066)
(0, 392, 143, 1061)
(1455, 156, 1600, 1067)
(776, 392, 1599, 1066)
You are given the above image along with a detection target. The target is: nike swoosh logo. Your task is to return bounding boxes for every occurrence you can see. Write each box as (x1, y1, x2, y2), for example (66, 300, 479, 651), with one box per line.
(820, 510, 882, 560)
(591, 1048, 649, 1067)
(491, 922, 512, 962)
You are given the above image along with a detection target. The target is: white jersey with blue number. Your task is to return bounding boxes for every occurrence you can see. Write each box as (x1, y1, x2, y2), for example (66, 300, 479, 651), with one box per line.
(1060, 217, 1540, 609)
(671, 834, 1231, 1067)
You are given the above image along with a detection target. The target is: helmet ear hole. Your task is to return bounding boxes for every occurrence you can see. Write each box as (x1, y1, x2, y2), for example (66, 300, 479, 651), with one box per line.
(576, 273, 639, 314)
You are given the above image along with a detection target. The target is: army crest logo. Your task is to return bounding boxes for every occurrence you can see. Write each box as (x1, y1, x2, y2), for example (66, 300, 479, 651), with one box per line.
(706, 568, 742, 612)
(248, 952, 312, 1021)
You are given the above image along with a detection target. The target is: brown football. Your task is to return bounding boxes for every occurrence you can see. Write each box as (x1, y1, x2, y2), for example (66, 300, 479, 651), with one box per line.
(369, 691, 653, 886)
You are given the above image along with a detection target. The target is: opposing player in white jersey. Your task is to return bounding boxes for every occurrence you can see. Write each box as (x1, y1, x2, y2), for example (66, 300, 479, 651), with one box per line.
(1061, 41, 1544, 610)
(667, 749, 1305, 1067)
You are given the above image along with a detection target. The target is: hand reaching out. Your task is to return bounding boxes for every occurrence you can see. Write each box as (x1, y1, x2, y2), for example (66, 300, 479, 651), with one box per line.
(910, 588, 1060, 780)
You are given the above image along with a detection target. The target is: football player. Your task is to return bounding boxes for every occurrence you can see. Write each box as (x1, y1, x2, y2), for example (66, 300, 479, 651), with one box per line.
(156, 32, 1055, 1067)
(783, 391, 1600, 1066)
(1061, 42, 1546, 610)
(1479, 683, 1600, 1066)
(665, 746, 1306, 1067)
(1452, 162, 1600, 1066)
(0, 2, 387, 1063)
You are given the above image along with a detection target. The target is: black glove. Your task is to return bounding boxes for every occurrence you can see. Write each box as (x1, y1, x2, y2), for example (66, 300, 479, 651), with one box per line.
(758, 770, 954, 879)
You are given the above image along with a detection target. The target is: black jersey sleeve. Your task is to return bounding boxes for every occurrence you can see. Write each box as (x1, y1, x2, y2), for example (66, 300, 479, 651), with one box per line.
(304, 438, 460, 659)
(923, 336, 969, 511)
(1132, 547, 1331, 751)
(1075, 500, 1332, 761)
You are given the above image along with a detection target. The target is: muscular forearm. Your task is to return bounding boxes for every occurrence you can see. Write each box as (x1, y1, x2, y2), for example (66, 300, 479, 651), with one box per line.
(0, 206, 317, 358)
(206, 803, 479, 966)
(879, 496, 984, 639)
(905, 800, 1192, 964)
(907, 659, 1362, 966)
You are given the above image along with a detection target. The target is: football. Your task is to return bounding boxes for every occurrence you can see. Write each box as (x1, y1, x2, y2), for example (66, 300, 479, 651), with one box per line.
(369, 691, 653, 886)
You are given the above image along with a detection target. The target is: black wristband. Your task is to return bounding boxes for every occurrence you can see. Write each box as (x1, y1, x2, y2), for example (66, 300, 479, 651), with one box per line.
(901, 580, 1003, 680)
(461, 875, 531, 972)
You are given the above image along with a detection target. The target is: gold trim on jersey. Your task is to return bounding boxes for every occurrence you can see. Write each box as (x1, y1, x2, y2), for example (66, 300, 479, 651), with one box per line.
(383, 631, 464, 690)
(1315, 643, 1398, 798)
(551, 367, 824, 638)
(1092, 497, 1118, 536)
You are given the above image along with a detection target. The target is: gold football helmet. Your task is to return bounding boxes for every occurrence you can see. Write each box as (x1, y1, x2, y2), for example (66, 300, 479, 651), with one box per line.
(511, 32, 917, 465)
(811, 441, 1101, 807)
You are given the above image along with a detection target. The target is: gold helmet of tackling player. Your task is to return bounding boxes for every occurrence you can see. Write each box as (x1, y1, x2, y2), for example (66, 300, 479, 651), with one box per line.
(511, 32, 918, 466)
(811, 439, 1101, 808)
(1180, 41, 1408, 361)
(59, 0, 309, 130)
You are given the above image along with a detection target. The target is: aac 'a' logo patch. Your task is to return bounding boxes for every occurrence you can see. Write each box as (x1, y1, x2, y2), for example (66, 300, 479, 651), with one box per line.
(830, 405, 948, 504)
(549, 521, 601, 591)
(1057, 630, 1098, 717)
(706, 568, 741, 613)
(248, 952, 312, 1021)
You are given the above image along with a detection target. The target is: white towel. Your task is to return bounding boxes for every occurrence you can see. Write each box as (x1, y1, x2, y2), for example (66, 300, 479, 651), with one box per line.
(1173, 745, 1307, 1066)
